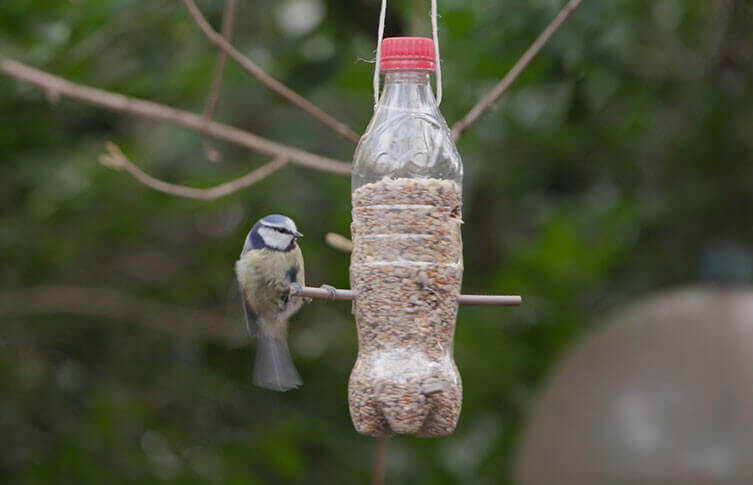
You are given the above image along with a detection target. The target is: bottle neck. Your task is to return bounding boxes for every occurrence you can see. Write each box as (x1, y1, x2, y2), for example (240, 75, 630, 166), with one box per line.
(384, 71, 432, 84)
(379, 70, 436, 110)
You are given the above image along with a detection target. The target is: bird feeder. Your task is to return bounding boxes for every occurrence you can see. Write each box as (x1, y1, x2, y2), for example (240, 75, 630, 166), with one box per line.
(293, 34, 521, 438)
(348, 37, 465, 437)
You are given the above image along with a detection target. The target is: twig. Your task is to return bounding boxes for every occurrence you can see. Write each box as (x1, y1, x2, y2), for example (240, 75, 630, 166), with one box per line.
(203, 0, 237, 122)
(0, 285, 239, 343)
(325, 232, 354, 253)
(0, 58, 352, 175)
(202, 0, 238, 162)
(295, 286, 522, 307)
(181, 0, 361, 144)
(412, 0, 426, 36)
(372, 436, 388, 485)
(710, 0, 738, 72)
(451, 0, 583, 141)
(99, 142, 289, 200)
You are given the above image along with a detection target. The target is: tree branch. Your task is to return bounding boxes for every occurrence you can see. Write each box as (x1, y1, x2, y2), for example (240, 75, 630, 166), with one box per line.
(372, 436, 389, 485)
(181, 0, 361, 144)
(202, 0, 238, 162)
(411, 0, 426, 36)
(0, 286, 239, 343)
(710, 0, 738, 72)
(325, 232, 354, 253)
(0, 58, 352, 175)
(451, 0, 583, 141)
(99, 142, 289, 200)
(203, 0, 237, 123)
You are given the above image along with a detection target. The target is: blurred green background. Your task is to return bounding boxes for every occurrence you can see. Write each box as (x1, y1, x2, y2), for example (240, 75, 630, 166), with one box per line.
(1, 0, 752, 483)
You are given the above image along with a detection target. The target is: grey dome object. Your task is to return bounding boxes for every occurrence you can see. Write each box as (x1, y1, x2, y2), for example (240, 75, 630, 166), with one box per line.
(515, 286, 753, 485)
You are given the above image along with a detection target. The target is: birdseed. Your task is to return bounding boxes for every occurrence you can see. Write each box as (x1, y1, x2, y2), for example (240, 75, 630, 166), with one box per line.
(349, 177, 464, 437)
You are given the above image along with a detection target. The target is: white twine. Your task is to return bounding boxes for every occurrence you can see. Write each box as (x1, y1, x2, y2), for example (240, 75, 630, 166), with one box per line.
(431, 0, 442, 106)
(373, 0, 443, 107)
(373, 0, 387, 106)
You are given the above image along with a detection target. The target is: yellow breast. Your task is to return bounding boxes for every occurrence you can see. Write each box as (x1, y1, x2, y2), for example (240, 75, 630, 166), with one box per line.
(235, 247, 305, 318)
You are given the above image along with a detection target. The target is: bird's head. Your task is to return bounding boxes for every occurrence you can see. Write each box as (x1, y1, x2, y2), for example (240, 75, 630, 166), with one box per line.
(246, 214, 303, 252)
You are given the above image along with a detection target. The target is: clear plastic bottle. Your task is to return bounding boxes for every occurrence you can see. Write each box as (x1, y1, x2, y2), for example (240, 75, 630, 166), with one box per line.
(349, 37, 465, 437)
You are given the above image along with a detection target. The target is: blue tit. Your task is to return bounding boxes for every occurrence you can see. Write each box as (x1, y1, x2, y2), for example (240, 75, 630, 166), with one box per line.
(235, 214, 306, 391)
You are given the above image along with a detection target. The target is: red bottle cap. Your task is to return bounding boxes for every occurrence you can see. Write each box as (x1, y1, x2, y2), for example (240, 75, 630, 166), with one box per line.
(380, 37, 436, 72)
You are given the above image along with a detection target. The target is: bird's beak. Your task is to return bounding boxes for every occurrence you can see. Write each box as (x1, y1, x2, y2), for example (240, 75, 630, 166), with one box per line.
(294, 231, 304, 238)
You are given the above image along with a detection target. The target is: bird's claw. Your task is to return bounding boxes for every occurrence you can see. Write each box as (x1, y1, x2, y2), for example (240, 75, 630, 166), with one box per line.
(289, 282, 303, 296)
(321, 284, 337, 301)
(289, 282, 310, 304)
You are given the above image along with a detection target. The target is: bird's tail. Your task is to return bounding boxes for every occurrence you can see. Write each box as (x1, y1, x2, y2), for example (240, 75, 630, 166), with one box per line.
(254, 334, 302, 392)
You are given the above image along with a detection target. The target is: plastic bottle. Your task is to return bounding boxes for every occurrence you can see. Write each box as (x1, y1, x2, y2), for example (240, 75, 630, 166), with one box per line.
(349, 37, 464, 437)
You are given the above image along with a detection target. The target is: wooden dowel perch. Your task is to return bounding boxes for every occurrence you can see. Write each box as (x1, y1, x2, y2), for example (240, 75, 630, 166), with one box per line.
(456, 294, 523, 306)
(296, 286, 522, 307)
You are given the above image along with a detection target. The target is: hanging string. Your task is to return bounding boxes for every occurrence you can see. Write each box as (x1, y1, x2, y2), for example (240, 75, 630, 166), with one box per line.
(373, 0, 443, 107)
(373, 0, 388, 107)
(431, 0, 442, 105)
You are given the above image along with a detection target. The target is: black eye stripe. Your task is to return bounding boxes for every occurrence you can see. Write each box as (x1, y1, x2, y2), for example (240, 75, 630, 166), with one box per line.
(261, 223, 295, 235)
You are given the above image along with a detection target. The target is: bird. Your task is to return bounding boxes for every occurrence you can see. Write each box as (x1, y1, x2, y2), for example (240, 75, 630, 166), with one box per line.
(235, 214, 306, 391)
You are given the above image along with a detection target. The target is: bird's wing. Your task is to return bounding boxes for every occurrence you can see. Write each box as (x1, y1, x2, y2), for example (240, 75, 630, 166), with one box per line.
(241, 235, 254, 256)
(238, 281, 259, 337)
(238, 240, 259, 337)
(295, 245, 305, 287)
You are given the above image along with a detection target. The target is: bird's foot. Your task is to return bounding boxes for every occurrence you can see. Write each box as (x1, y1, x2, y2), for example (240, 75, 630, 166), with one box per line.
(289, 282, 303, 296)
(289, 282, 311, 303)
(320, 284, 338, 301)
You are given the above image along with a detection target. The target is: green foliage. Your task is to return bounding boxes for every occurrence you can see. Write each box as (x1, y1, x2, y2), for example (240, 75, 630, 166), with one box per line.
(1, 0, 752, 483)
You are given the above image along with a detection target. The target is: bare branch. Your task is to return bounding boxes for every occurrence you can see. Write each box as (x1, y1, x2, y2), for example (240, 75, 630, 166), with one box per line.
(451, 0, 583, 141)
(0, 58, 352, 175)
(182, 0, 361, 144)
(325, 232, 354, 253)
(203, 0, 237, 123)
(710, 0, 739, 71)
(99, 142, 289, 200)
(0, 285, 240, 344)
(411, 0, 426, 36)
(202, 0, 238, 162)
(295, 285, 522, 307)
(372, 436, 389, 485)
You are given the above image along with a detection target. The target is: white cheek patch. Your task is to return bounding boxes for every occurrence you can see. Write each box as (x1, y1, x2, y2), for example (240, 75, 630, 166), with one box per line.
(259, 226, 293, 250)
